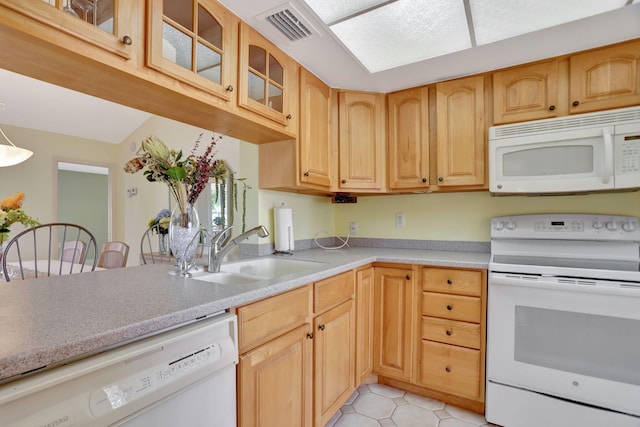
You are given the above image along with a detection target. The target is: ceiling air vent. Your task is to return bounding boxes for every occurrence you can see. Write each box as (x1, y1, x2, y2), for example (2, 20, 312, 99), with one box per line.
(259, 3, 320, 42)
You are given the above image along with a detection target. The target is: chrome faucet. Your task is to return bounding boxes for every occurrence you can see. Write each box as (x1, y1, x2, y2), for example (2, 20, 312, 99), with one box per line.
(208, 225, 270, 273)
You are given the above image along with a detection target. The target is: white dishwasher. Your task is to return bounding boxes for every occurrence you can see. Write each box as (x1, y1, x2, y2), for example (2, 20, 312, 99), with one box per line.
(0, 312, 238, 427)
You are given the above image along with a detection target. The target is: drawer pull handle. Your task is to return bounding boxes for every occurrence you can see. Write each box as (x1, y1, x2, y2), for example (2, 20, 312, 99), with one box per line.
(318, 324, 325, 331)
(446, 305, 453, 311)
(447, 279, 452, 284)
(445, 329, 453, 336)
(306, 332, 314, 339)
(406, 275, 411, 280)
(445, 366, 451, 373)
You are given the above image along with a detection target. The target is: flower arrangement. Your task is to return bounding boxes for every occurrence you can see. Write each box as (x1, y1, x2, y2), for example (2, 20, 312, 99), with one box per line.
(124, 133, 251, 232)
(0, 192, 39, 244)
(147, 209, 171, 234)
(124, 134, 222, 222)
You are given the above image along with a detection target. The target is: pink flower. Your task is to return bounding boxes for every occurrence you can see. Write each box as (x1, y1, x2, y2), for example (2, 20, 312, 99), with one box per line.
(123, 158, 144, 173)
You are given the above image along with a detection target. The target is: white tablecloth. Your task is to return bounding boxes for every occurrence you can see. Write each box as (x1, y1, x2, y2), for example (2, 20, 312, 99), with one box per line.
(4, 260, 104, 280)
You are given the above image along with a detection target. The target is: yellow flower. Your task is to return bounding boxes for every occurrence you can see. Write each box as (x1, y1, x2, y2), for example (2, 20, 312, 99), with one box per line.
(0, 192, 24, 210)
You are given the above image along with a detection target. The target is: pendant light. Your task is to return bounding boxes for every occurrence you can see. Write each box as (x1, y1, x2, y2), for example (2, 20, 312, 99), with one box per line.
(0, 127, 33, 167)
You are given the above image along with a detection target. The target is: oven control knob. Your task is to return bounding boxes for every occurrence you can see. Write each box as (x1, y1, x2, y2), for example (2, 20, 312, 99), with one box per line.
(622, 221, 636, 232)
(592, 221, 603, 229)
(606, 221, 619, 231)
(505, 221, 517, 230)
(493, 221, 504, 230)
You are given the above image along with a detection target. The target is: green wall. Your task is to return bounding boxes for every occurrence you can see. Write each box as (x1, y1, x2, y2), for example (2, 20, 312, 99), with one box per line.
(258, 190, 640, 244)
(334, 191, 640, 242)
(57, 170, 109, 249)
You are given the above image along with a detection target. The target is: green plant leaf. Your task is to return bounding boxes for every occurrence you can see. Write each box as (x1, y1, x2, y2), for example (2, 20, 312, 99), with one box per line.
(166, 166, 187, 181)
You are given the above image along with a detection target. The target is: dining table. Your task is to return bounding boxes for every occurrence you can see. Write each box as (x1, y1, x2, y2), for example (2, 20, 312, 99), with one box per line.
(3, 259, 105, 280)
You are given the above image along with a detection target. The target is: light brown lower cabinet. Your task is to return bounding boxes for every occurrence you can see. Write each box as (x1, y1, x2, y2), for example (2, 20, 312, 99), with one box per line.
(236, 272, 355, 427)
(373, 266, 416, 382)
(415, 267, 487, 411)
(312, 271, 356, 426)
(237, 264, 487, 425)
(373, 265, 487, 414)
(355, 266, 374, 384)
(238, 324, 313, 427)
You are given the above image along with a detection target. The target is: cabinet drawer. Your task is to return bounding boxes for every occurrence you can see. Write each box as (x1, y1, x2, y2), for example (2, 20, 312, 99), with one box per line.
(422, 317, 480, 349)
(422, 292, 481, 323)
(422, 268, 482, 296)
(419, 340, 480, 399)
(238, 285, 312, 353)
(314, 271, 354, 314)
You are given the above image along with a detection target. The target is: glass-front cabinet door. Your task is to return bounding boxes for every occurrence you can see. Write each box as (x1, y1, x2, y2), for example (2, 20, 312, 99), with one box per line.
(238, 22, 297, 133)
(147, 0, 236, 101)
(2, 0, 133, 59)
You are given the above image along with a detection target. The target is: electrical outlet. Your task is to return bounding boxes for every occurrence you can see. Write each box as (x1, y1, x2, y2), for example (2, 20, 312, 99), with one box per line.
(395, 213, 405, 228)
(349, 221, 358, 235)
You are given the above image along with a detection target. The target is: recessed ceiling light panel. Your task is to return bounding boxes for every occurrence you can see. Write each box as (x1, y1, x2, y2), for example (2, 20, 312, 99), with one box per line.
(470, 0, 628, 45)
(304, 0, 391, 24)
(329, 0, 471, 73)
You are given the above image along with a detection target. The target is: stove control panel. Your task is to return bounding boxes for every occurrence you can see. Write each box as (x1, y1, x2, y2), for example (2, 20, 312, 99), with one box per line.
(491, 214, 640, 241)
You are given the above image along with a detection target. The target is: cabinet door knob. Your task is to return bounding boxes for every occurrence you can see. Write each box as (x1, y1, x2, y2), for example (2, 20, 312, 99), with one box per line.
(121, 35, 133, 45)
(405, 275, 411, 280)
(572, 101, 580, 107)
(226, 85, 234, 92)
(445, 366, 452, 373)
(306, 332, 314, 339)
(446, 329, 453, 336)
(318, 324, 325, 331)
(548, 105, 555, 111)
(422, 178, 427, 183)
(447, 279, 452, 284)
(438, 177, 444, 182)
(303, 171, 309, 177)
(341, 179, 346, 184)
(446, 305, 453, 311)
(286, 114, 292, 120)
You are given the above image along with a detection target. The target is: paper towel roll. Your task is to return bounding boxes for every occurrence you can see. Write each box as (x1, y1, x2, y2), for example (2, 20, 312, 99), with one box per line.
(274, 207, 294, 252)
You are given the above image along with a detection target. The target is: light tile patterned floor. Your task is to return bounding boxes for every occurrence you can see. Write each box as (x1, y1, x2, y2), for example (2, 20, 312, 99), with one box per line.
(325, 384, 497, 427)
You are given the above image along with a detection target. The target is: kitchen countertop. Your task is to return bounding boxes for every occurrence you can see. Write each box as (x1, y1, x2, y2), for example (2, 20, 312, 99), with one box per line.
(0, 247, 489, 384)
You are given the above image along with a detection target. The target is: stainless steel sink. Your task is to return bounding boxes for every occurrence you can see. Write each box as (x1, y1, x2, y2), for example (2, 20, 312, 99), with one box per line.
(190, 271, 263, 285)
(191, 257, 326, 285)
(220, 258, 325, 279)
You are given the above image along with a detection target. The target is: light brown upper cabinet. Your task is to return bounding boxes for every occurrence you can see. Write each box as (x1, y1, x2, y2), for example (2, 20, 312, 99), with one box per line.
(1, 0, 135, 62)
(147, 0, 236, 102)
(569, 39, 640, 114)
(299, 67, 335, 190)
(338, 91, 386, 192)
(493, 61, 561, 124)
(238, 22, 298, 136)
(435, 76, 486, 188)
(387, 87, 430, 191)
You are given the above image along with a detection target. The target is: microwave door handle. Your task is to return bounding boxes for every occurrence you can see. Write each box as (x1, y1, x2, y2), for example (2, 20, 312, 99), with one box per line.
(603, 127, 613, 185)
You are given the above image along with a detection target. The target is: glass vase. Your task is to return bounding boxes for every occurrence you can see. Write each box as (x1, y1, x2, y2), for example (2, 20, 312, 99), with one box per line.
(169, 202, 200, 277)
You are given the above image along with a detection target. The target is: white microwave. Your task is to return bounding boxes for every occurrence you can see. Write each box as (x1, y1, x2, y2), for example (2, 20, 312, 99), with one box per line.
(489, 106, 640, 194)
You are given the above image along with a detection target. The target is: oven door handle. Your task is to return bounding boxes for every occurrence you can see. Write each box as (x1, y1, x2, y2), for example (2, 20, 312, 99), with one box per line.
(602, 126, 614, 185)
(489, 272, 639, 296)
